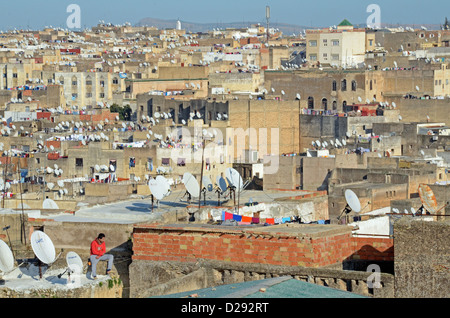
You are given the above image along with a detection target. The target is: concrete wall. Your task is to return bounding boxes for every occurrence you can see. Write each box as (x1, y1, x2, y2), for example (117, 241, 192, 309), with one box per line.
(394, 218, 450, 298)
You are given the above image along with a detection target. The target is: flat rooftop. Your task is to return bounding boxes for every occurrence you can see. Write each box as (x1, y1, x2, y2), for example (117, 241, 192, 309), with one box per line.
(21, 189, 325, 225)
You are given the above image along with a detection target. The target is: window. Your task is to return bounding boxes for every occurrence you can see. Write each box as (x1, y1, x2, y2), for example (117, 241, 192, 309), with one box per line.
(309, 54, 317, 61)
(322, 98, 328, 110)
(161, 158, 170, 166)
(323, 39, 328, 46)
(113, 78, 119, 84)
(100, 93, 105, 98)
(308, 96, 314, 109)
(332, 80, 337, 91)
(86, 92, 92, 98)
(332, 40, 340, 46)
(309, 40, 317, 47)
(322, 53, 328, 60)
(177, 158, 186, 166)
(76, 158, 83, 167)
(147, 158, 153, 171)
(332, 54, 339, 61)
(341, 79, 347, 91)
(351, 80, 357, 91)
(369, 39, 373, 46)
(129, 157, 136, 168)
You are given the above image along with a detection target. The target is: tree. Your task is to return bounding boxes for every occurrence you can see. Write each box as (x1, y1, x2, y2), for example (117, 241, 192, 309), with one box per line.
(110, 104, 132, 121)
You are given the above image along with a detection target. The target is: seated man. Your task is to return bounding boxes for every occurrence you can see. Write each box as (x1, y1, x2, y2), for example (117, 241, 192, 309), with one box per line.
(90, 233, 114, 279)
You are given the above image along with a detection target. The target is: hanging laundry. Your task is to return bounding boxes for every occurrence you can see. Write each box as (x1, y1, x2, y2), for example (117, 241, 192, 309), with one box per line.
(233, 214, 242, 222)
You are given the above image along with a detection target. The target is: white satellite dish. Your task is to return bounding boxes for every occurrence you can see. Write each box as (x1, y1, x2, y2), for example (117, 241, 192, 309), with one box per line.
(110, 165, 115, 172)
(95, 164, 100, 172)
(225, 168, 244, 192)
(30, 230, 56, 264)
(148, 178, 167, 201)
(183, 172, 200, 198)
(65, 251, 83, 275)
(57, 180, 64, 187)
(43, 198, 59, 210)
(0, 240, 15, 273)
(344, 189, 361, 213)
(47, 182, 55, 190)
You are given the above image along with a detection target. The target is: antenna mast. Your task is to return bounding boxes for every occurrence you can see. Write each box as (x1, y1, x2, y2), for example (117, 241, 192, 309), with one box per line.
(266, 6, 270, 43)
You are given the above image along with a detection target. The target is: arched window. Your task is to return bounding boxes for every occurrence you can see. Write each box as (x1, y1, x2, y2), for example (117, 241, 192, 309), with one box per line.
(72, 76, 78, 86)
(351, 80, 357, 91)
(332, 80, 337, 91)
(332, 100, 337, 110)
(322, 98, 328, 110)
(341, 79, 347, 91)
(308, 97, 314, 109)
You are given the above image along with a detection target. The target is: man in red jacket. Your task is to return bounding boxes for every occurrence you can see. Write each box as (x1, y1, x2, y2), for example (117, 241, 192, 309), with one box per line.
(90, 233, 114, 279)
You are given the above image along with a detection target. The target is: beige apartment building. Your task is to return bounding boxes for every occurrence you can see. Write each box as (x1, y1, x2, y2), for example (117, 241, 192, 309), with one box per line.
(54, 71, 125, 107)
(306, 20, 371, 68)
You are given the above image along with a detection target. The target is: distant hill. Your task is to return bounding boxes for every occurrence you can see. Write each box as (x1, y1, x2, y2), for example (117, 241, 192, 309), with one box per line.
(136, 17, 443, 34)
(136, 17, 315, 35)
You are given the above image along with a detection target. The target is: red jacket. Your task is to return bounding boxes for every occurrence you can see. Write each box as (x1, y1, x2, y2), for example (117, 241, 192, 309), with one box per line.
(90, 239, 106, 256)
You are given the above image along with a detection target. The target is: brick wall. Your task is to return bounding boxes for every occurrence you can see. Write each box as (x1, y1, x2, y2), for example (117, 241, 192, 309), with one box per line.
(132, 225, 394, 268)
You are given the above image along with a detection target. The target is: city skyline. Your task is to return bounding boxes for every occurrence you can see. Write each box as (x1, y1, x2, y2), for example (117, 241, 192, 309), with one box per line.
(0, 0, 449, 31)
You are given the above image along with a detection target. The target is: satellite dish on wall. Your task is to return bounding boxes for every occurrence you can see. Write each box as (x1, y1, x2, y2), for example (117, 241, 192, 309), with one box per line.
(183, 172, 200, 198)
(418, 184, 438, 214)
(345, 189, 362, 213)
(30, 230, 56, 265)
(0, 240, 15, 273)
(43, 198, 59, 210)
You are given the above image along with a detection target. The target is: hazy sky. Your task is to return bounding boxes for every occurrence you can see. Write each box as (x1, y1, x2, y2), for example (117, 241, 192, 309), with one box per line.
(1, 0, 448, 30)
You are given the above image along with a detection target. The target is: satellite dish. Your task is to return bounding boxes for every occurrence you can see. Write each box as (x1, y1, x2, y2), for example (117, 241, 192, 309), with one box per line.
(217, 176, 227, 193)
(148, 177, 169, 201)
(110, 165, 115, 172)
(47, 182, 55, 190)
(0, 240, 15, 273)
(202, 175, 213, 192)
(225, 168, 244, 191)
(30, 230, 56, 264)
(183, 172, 200, 198)
(418, 184, 438, 213)
(344, 189, 361, 213)
(57, 180, 64, 187)
(43, 198, 59, 210)
(65, 251, 83, 275)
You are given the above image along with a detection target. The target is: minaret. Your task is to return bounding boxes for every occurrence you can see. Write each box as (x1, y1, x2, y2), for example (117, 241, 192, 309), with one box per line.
(176, 18, 181, 30)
